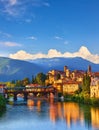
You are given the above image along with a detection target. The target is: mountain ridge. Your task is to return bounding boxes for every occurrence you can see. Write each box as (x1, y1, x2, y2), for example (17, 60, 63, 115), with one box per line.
(0, 57, 44, 81)
(0, 56, 99, 81)
(30, 57, 99, 72)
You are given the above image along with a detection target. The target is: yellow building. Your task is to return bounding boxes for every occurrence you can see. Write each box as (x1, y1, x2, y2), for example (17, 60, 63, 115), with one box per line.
(63, 81, 79, 95)
(53, 80, 80, 95)
(53, 83, 63, 93)
(90, 85, 99, 98)
(46, 70, 59, 84)
(90, 77, 99, 98)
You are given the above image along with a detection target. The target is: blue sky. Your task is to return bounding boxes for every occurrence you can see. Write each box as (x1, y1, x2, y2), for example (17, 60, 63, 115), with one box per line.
(0, 0, 99, 63)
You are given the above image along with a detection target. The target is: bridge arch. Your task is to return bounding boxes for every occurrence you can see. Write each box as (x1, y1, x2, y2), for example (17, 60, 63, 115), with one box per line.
(4, 86, 57, 101)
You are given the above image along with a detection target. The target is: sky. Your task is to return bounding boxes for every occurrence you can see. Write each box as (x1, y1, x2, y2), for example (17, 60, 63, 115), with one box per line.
(0, 0, 99, 63)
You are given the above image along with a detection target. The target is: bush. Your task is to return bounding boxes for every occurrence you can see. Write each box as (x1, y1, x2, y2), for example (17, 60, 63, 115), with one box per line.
(91, 98, 99, 106)
(83, 98, 91, 105)
(0, 95, 6, 112)
(58, 92, 62, 97)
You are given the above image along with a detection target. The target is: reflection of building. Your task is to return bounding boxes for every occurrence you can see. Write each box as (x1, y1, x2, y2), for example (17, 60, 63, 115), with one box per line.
(63, 103, 81, 127)
(49, 102, 57, 122)
(91, 108, 99, 129)
(57, 103, 63, 120)
(49, 102, 84, 128)
(27, 99, 41, 112)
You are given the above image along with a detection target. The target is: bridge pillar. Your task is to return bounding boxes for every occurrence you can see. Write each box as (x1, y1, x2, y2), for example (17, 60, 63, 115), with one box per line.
(24, 93, 28, 101)
(14, 94, 17, 101)
(4, 93, 8, 99)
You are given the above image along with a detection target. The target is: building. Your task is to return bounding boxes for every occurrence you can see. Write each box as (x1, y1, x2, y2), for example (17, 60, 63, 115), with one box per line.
(53, 80, 80, 95)
(62, 81, 80, 95)
(0, 84, 6, 95)
(90, 77, 99, 98)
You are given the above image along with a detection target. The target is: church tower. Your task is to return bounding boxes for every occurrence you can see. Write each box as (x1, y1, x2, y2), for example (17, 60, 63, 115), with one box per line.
(64, 66, 68, 73)
(88, 65, 92, 74)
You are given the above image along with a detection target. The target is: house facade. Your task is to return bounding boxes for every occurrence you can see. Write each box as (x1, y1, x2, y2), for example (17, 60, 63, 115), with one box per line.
(90, 77, 99, 98)
(0, 84, 6, 95)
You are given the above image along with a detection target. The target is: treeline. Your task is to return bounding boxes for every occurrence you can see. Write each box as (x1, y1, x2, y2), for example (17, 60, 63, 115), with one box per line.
(0, 95, 6, 116)
(0, 72, 47, 87)
(64, 73, 99, 106)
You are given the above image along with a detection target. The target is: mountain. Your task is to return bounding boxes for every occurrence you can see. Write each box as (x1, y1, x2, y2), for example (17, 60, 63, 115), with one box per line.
(0, 57, 44, 81)
(0, 57, 99, 82)
(30, 57, 99, 72)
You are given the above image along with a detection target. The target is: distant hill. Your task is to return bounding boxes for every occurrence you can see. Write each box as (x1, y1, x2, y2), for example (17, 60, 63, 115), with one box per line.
(0, 57, 44, 81)
(0, 57, 99, 81)
(30, 57, 99, 72)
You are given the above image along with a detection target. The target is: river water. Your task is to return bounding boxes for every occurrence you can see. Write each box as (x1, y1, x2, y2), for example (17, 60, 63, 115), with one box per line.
(0, 99, 99, 130)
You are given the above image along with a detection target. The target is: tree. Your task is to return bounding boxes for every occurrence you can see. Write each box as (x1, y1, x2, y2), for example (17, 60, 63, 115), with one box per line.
(36, 72, 47, 86)
(6, 82, 15, 88)
(15, 80, 22, 87)
(32, 75, 37, 84)
(82, 73, 91, 95)
(22, 77, 30, 86)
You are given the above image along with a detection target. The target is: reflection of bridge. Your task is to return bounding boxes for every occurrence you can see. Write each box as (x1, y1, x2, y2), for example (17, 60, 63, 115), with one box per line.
(4, 86, 57, 101)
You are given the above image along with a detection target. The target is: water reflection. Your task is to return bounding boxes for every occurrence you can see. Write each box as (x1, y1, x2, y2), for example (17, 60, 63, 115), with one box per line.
(27, 99, 42, 112)
(91, 107, 99, 129)
(49, 101, 99, 129)
(4, 100, 99, 130)
(49, 102, 84, 128)
(63, 103, 83, 127)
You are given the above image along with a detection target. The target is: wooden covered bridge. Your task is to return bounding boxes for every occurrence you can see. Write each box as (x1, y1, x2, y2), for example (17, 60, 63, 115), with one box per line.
(4, 86, 57, 101)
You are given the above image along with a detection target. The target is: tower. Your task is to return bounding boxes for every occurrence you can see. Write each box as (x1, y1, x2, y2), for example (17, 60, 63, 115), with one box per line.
(64, 66, 68, 73)
(88, 65, 92, 73)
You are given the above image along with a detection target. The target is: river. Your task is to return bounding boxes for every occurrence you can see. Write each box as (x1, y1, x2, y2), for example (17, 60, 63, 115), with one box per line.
(0, 99, 99, 130)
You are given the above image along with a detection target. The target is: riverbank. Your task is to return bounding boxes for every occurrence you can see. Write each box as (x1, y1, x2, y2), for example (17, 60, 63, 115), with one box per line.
(64, 94, 99, 106)
(0, 95, 6, 115)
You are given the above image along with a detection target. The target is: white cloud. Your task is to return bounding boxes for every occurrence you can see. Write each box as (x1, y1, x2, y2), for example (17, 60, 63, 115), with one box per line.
(0, 31, 12, 38)
(9, 50, 46, 60)
(54, 36, 63, 40)
(0, 0, 50, 17)
(1, 0, 18, 6)
(64, 41, 69, 45)
(43, 2, 50, 7)
(9, 0, 17, 6)
(0, 41, 21, 47)
(25, 19, 32, 23)
(0, 0, 20, 16)
(9, 50, 34, 60)
(3, 7, 18, 16)
(27, 36, 37, 40)
(9, 46, 99, 64)
(47, 49, 62, 58)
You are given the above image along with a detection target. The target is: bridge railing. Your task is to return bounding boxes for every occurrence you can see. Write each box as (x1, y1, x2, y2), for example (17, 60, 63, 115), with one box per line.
(4, 86, 56, 93)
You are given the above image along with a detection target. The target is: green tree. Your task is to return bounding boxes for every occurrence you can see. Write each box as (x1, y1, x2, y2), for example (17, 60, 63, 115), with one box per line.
(15, 80, 22, 87)
(22, 77, 30, 86)
(36, 72, 47, 85)
(6, 82, 15, 88)
(32, 75, 37, 84)
(0, 95, 6, 112)
(82, 73, 91, 95)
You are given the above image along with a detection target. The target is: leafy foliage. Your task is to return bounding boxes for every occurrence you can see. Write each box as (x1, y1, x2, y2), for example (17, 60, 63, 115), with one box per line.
(82, 73, 91, 95)
(0, 95, 6, 112)
(22, 78, 30, 87)
(35, 72, 47, 85)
